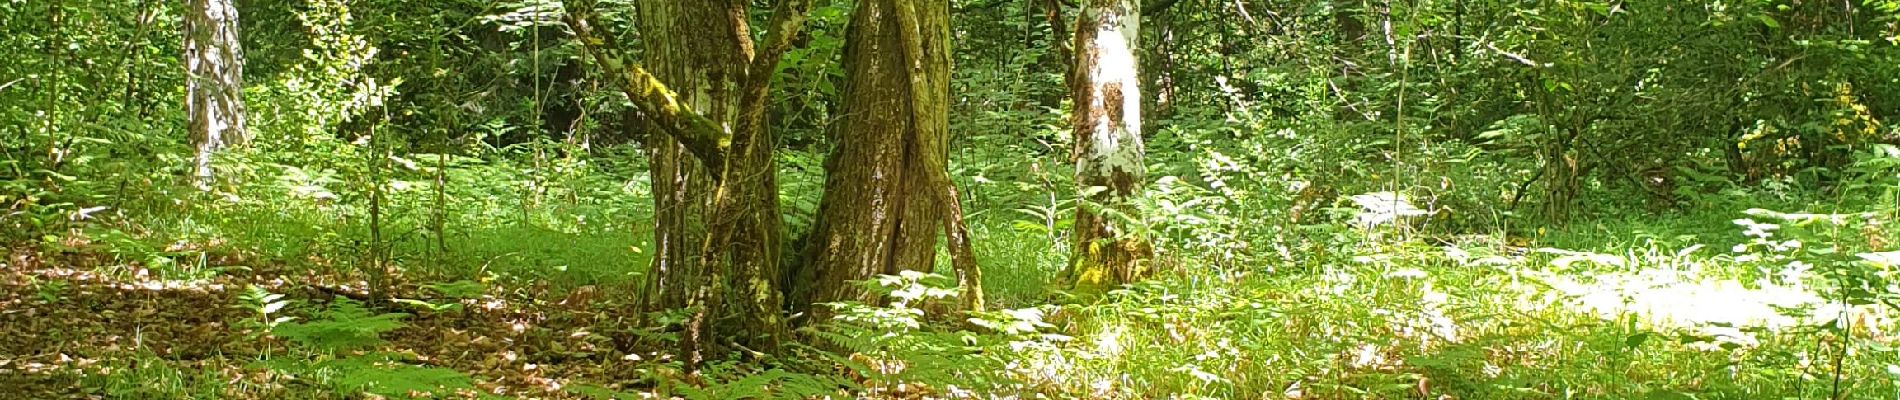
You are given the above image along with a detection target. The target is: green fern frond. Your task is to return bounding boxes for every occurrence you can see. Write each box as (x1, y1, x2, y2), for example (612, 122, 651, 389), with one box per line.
(271, 299, 409, 352)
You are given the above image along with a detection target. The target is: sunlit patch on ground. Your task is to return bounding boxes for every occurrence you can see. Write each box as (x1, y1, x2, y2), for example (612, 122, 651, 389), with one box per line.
(1528, 261, 1893, 348)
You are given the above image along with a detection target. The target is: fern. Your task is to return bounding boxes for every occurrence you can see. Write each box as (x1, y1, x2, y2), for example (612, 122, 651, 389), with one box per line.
(679, 369, 850, 400)
(234, 285, 297, 351)
(261, 352, 480, 398)
(272, 299, 408, 352)
(809, 272, 1042, 395)
(327, 355, 478, 397)
(567, 384, 641, 399)
(257, 299, 481, 398)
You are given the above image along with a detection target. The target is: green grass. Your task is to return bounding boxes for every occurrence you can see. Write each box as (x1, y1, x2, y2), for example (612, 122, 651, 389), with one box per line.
(1013, 235, 1900, 398)
(80, 349, 284, 399)
(963, 219, 1069, 307)
(104, 155, 651, 292)
(45, 152, 1900, 399)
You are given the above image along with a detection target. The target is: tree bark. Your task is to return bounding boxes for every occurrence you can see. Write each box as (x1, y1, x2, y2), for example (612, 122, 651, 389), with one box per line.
(185, 0, 247, 188)
(563, 0, 811, 371)
(1066, 0, 1152, 295)
(793, 0, 982, 319)
(610, 7, 732, 360)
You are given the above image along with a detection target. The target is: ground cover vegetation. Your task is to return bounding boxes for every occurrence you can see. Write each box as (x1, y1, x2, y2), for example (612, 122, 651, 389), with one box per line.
(5, 0, 1900, 398)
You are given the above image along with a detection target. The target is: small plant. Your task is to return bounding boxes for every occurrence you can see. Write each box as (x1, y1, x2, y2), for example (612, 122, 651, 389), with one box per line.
(28, 276, 69, 304)
(568, 365, 849, 400)
(89, 228, 218, 281)
(809, 271, 1041, 396)
(257, 298, 478, 397)
(1731, 208, 1897, 397)
(271, 298, 408, 352)
(235, 285, 294, 341)
(293, 353, 478, 397)
(82, 348, 226, 399)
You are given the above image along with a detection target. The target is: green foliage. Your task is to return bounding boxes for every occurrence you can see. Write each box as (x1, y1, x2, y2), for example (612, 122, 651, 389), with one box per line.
(422, 279, 485, 299)
(394, 280, 486, 313)
(82, 349, 229, 399)
(1730, 207, 1900, 386)
(254, 297, 480, 398)
(236, 285, 295, 341)
(251, 0, 401, 150)
(28, 276, 69, 305)
(1845, 143, 1900, 203)
(673, 368, 847, 400)
(85, 227, 220, 281)
(8, 0, 1900, 398)
(0, 0, 189, 242)
(808, 271, 1058, 395)
(770, 0, 852, 146)
(569, 367, 849, 400)
(259, 352, 480, 398)
(271, 299, 409, 353)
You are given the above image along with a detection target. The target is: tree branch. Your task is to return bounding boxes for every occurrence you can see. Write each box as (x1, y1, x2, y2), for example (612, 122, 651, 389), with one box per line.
(561, 0, 729, 168)
(738, 0, 815, 129)
(749, 0, 814, 85)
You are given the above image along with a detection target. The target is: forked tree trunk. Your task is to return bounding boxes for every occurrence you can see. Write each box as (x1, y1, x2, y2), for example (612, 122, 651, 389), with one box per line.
(184, 0, 246, 188)
(1066, 0, 1152, 294)
(793, 0, 982, 319)
(631, 0, 786, 365)
(564, 0, 812, 371)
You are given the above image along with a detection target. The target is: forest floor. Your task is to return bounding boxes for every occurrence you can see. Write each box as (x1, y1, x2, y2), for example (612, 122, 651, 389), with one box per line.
(4, 219, 1896, 399)
(3, 169, 1898, 398)
(0, 244, 664, 399)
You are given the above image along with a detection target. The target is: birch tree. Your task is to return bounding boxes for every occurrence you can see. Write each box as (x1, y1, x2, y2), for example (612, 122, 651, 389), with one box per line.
(1066, 0, 1151, 294)
(184, 0, 247, 188)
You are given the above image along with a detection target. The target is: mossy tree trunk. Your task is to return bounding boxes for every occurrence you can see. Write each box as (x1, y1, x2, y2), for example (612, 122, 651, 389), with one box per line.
(562, 0, 811, 372)
(1066, 0, 1152, 294)
(184, 0, 247, 188)
(629, 0, 720, 329)
(792, 0, 982, 319)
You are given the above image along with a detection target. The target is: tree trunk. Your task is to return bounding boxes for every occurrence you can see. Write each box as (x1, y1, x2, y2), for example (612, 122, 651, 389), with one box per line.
(1066, 0, 1151, 295)
(792, 0, 982, 320)
(564, 0, 814, 371)
(630, 0, 723, 332)
(1542, 130, 1582, 224)
(184, 0, 246, 188)
(632, 0, 788, 366)
(1041, 0, 1075, 94)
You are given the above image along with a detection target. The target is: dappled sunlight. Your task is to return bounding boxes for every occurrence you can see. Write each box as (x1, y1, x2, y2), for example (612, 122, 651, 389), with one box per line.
(26, 265, 231, 293)
(1517, 245, 1895, 349)
(7, 0, 1900, 397)
(1093, 323, 1125, 358)
(1539, 270, 1821, 329)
